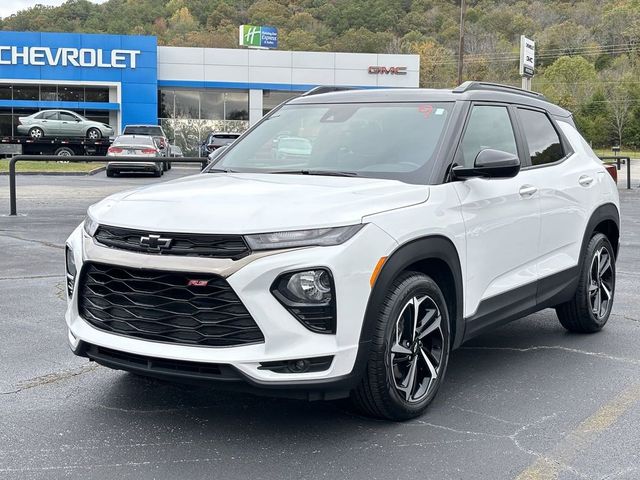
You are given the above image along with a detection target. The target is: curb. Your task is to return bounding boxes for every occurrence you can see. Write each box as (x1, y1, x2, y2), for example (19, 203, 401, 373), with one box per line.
(0, 166, 105, 176)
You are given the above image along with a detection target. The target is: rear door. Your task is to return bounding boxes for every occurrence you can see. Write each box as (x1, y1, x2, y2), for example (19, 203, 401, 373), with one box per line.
(514, 108, 598, 296)
(452, 103, 541, 334)
(37, 111, 60, 135)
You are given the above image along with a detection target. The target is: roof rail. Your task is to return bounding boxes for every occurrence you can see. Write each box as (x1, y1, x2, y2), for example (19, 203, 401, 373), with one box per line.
(453, 81, 545, 99)
(301, 86, 358, 97)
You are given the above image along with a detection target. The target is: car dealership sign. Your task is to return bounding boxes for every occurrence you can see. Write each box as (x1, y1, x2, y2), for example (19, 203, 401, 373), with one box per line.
(239, 25, 278, 49)
(368, 66, 407, 75)
(519, 35, 535, 77)
(0, 46, 141, 68)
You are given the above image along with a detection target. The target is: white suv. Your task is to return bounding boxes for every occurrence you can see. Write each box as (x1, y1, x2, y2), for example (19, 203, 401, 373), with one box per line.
(65, 83, 620, 420)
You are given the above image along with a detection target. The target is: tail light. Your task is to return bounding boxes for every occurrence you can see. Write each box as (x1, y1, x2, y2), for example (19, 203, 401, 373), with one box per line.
(107, 146, 123, 154)
(604, 164, 617, 182)
(141, 148, 157, 154)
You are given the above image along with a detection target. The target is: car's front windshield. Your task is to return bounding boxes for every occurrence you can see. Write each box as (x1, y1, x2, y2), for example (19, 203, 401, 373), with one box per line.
(212, 102, 453, 183)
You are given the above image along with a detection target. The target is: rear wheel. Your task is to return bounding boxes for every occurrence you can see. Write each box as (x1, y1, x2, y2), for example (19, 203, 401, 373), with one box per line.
(87, 128, 101, 140)
(351, 271, 450, 420)
(29, 127, 44, 139)
(54, 147, 74, 156)
(556, 233, 615, 333)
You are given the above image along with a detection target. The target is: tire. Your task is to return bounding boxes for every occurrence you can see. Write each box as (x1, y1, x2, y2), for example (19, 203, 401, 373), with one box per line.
(153, 169, 162, 177)
(351, 271, 451, 420)
(86, 128, 101, 140)
(54, 147, 74, 156)
(556, 233, 615, 333)
(167, 161, 172, 170)
(106, 169, 115, 177)
(29, 127, 44, 139)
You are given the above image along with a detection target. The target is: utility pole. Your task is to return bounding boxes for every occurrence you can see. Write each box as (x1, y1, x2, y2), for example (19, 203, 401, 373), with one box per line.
(457, 0, 466, 85)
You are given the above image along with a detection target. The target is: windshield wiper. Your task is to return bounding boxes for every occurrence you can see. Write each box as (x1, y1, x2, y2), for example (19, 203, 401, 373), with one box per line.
(269, 169, 359, 177)
(207, 168, 239, 173)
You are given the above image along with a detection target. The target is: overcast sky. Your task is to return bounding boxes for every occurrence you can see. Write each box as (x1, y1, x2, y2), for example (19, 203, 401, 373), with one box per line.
(1, 0, 108, 19)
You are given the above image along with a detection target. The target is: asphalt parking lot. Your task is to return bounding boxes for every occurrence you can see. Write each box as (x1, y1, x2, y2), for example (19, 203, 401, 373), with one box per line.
(1, 167, 640, 480)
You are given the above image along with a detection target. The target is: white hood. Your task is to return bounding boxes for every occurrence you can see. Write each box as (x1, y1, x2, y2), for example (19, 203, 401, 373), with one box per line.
(89, 173, 430, 234)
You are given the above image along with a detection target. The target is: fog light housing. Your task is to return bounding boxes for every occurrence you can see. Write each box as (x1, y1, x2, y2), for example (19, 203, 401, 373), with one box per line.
(65, 246, 76, 298)
(258, 356, 333, 374)
(271, 268, 336, 334)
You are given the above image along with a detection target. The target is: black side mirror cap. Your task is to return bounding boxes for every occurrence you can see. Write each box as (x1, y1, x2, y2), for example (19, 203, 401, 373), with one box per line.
(453, 148, 521, 179)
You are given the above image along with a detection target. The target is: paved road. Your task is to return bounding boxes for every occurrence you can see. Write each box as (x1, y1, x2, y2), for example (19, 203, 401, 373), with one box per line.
(1, 169, 640, 479)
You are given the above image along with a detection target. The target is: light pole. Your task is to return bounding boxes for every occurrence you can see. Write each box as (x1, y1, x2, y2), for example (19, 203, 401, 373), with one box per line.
(457, 0, 466, 85)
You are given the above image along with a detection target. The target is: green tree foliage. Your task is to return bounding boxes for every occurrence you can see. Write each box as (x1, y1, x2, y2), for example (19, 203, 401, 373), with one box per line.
(3, 0, 640, 147)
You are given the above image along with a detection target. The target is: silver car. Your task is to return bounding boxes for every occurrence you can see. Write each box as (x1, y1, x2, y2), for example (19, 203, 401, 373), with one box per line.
(106, 135, 164, 178)
(17, 110, 114, 140)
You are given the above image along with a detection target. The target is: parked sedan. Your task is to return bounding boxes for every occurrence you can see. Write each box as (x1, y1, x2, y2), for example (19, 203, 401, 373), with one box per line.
(17, 110, 114, 139)
(106, 135, 164, 177)
(199, 132, 240, 156)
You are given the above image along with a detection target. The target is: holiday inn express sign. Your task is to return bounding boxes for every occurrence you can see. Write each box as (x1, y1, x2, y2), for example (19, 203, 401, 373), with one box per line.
(0, 46, 140, 68)
(239, 25, 278, 49)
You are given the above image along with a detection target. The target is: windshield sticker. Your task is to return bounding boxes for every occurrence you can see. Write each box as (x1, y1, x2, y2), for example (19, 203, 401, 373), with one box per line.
(418, 104, 434, 118)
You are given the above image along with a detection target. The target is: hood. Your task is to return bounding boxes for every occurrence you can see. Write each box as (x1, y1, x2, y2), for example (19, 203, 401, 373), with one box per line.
(89, 173, 430, 234)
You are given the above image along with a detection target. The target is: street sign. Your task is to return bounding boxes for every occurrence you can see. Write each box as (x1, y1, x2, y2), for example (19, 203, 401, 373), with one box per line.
(519, 35, 535, 78)
(239, 25, 278, 49)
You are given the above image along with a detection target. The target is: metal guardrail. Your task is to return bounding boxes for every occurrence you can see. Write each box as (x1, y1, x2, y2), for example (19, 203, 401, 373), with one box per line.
(7, 154, 207, 216)
(599, 156, 631, 190)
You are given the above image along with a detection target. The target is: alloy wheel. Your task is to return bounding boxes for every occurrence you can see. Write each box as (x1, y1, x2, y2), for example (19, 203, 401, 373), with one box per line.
(88, 129, 100, 139)
(390, 295, 444, 403)
(589, 246, 614, 319)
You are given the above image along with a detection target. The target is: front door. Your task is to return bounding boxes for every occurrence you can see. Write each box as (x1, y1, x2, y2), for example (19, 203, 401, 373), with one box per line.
(452, 104, 541, 336)
(58, 111, 82, 137)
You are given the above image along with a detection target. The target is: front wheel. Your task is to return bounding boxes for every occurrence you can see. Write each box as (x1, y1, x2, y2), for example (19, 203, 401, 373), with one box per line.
(86, 128, 101, 140)
(556, 233, 616, 333)
(351, 271, 450, 420)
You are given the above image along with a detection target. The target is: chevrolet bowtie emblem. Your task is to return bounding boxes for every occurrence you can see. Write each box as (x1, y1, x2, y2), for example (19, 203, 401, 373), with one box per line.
(140, 234, 172, 250)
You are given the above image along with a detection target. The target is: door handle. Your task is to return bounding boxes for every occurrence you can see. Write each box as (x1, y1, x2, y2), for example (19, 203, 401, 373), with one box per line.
(519, 185, 537, 197)
(579, 175, 594, 187)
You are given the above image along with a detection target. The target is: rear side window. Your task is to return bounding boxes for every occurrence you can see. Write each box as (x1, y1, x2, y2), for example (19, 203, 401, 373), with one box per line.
(518, 108, 564, 166)
(459, 105, 518, 168)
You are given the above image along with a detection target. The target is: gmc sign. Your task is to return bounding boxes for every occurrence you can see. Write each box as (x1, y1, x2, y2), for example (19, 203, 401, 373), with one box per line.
(368, 66, 407, 75)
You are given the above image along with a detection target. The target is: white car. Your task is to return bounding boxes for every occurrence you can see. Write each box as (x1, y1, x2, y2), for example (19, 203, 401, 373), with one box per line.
(65, 83, 620, 420)
(106, 135, 164, 177)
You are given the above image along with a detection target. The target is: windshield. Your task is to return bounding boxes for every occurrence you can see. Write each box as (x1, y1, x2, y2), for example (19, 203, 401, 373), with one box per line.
(213, 102, 452, 183)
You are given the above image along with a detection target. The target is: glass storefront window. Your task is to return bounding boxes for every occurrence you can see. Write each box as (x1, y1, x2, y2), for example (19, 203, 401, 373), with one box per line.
(174, 89, 200, 119)
(263, 90, 300, 116)
(84, 110, 110, 125)
(58, 85, 84, 102)
(13, 85, 39, 101)
(158, 89, 175, 118)
(0, 85, 11, 100)
(200, 90, 224, 120)
(85, 86, 109, 102)
(224, 91, 249, 121)
(0, 114, 12, 136)
(40, 85, 57, 101)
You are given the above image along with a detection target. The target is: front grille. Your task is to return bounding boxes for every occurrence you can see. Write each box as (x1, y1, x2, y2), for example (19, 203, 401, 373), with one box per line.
(94, 225, 250, 259)
(78, 263, 264, 347)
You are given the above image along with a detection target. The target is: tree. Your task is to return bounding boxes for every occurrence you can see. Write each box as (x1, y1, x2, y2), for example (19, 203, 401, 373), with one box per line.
(540, 56, 597, 111)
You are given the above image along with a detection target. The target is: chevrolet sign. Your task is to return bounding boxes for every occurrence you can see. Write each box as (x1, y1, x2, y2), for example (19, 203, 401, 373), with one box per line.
(368, 66, 407, 75)
(0, 46, 141, 68)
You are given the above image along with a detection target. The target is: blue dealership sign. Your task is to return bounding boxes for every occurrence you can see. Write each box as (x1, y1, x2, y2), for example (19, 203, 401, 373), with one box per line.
(0, 31, 158, 128)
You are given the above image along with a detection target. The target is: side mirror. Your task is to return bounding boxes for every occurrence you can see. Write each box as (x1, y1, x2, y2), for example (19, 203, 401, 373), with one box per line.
(453, 149, 521, 179)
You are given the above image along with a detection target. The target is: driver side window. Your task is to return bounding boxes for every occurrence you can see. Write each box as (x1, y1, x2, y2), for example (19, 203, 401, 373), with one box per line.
(459, 105, 518, 168)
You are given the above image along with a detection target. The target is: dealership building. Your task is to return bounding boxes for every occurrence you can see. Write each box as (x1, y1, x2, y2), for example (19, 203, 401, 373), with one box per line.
(0, 31, 419, 153)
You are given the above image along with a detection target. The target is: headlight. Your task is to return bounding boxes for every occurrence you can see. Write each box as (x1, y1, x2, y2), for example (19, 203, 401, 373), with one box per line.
(245, 225, 363, 251)
(271, 268, 336, 334)
(83, 214, 99, 237)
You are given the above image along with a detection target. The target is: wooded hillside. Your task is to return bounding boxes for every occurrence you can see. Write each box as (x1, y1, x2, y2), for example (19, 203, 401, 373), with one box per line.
(3, 0, 640, 148)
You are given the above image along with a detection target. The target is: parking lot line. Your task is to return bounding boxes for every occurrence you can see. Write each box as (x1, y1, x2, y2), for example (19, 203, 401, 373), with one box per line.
(515, 383, 640, 480)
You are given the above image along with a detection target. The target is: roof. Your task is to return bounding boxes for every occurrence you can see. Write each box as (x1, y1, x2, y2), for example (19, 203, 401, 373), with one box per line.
(289, 82, 572, 118)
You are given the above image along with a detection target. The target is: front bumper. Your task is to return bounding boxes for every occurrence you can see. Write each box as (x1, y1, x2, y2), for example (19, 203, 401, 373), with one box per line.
(65, 223, 397, 392)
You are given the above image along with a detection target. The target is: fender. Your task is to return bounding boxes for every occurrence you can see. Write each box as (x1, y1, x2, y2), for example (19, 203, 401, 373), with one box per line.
(346, 235, 464, 384)
(579, 203, 620, 262)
